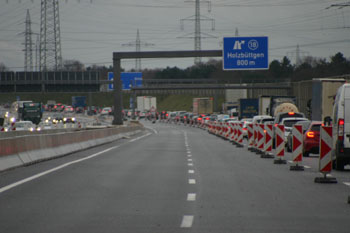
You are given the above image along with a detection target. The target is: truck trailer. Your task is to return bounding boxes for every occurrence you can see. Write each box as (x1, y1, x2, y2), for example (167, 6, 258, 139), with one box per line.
(193, 98, 213, 115)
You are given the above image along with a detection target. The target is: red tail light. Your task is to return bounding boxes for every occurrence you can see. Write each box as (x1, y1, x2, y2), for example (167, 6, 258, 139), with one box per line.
(288, 112, 295, 115)
(198, 117, 202, 121)
(338, 118, 344, 141)
(184, 116, 187, 119)
(243, 128, 247, 131)
(206, 117, 210, 120)
(12, 128, 16, 131)
(1, 128, 4, 131)
(306, 131, 315, 138)
(274, 123, 278, 127)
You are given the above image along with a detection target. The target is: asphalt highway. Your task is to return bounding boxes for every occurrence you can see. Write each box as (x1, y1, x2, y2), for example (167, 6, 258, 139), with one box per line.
(0, 120, 350, 233)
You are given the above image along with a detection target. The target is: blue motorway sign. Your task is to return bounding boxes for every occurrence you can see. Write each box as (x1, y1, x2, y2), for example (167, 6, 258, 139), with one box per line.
(223, 36, 268, 70)
(108, 72, 143, 90)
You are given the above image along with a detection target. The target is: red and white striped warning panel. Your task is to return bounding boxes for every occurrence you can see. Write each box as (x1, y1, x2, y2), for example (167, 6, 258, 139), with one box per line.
(233, 123, 238, 143)
(264, 124, 273, 152)
(229, 122, 234, 141)
(225, 123, 230, 139)
(292, 125, 303, 163)
(237, 123, 243, 145)
(253, 123, 258, 149)
(247, 123, 254, 147)
(319, 126, 333, 173)
(257, 124, 265, 151)
(275, 125, 285, 157)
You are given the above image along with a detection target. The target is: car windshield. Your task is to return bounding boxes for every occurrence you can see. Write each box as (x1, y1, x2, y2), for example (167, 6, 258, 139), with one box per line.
(284, 119, 303, 127)
(311, 124, 321, 132)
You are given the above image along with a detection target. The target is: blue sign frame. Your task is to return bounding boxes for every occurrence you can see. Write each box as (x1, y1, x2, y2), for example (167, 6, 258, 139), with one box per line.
(108, 72, 143, 90)
(223, 36, 269, 70)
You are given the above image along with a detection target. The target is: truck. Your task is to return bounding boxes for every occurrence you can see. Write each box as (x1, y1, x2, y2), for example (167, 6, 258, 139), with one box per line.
(311, 78, 345, 121)
(193, 98, 213, 115)
(137, 96, 157, 112)
(72, 96, 87, 108)
(239, 98, 259, 119)
(259, 95, 298, 116)
(22, 102, 42, 125)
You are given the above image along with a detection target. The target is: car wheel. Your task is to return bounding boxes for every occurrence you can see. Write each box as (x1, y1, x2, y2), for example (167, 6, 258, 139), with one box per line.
(335, 158, 344, 171)
(303, 151, 309, 157)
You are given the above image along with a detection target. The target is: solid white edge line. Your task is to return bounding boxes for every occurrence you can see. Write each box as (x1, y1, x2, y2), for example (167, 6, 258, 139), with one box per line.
(180, 215, 194, 228)
(187, 193, 196, 201)
(343, 182, 350, 186)
(144, 126, 158, 134)
(0, 132, 151, 195)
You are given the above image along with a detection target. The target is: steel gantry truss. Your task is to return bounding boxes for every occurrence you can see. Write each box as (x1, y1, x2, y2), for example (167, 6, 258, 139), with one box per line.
(39, 0, 62, 71)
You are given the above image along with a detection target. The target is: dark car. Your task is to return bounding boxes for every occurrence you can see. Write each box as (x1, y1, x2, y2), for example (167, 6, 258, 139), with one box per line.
(75, 107, 84, 113)
(52, 114, 64, 124)
(63, 116, 76, 124)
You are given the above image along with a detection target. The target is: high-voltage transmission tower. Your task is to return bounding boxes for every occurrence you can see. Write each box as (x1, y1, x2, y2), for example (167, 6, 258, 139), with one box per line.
(180, 0, 215, 64)
(287, 44, 309, 66)
(122, 29, 154, 71)
(39, 0, 63, 71)
(24, 9, 34, 71)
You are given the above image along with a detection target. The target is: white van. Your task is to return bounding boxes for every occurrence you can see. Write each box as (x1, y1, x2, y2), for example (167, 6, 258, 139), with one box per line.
(332, 83, 350, 170)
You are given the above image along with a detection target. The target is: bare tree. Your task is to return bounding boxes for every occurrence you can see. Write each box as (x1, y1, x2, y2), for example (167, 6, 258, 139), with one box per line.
(0, 62, 9, 71)
(62, 60, 85, 71)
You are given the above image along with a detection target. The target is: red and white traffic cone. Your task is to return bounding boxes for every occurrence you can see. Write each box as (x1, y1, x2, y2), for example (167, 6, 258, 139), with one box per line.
(274, 124, 287, 164)
(261, 124, 274, 158)
(315, 126, 337, 183)
(290, 125, 304, 171)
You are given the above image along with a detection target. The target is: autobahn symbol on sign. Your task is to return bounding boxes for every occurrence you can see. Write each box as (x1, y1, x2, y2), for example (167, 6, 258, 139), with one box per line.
(223, 36, 269, 70)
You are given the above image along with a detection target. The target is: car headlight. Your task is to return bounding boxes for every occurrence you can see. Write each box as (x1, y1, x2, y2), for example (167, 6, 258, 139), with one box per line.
(29, 127, 34, 132)
(63, 118, 67, 121)
(36, 127, 41, 131)
(10, 117, 16, 123)
(72, 117, 76, 121)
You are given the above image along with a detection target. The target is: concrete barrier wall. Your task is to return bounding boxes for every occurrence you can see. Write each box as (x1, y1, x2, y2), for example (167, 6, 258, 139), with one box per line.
(0, 124, 144, 172)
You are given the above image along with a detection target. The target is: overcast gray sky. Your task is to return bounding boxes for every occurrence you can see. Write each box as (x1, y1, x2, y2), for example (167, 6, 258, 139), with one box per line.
(0, 0, 349, 71)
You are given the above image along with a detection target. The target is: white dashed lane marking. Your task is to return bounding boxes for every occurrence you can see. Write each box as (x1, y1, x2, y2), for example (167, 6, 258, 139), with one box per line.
(343, 182, 350, 187)
(187, 193, 196, 201)
(188, 163, 193, 166)
(188, 158, 193, 162)
(180, 215, 194, 228)
(188, 170, 194, 174)
(189, 179, 196, 184)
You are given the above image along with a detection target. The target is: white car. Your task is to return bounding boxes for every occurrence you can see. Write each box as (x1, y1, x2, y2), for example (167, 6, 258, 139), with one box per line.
(281, 117, 309, 141)
(13, 121, 37, 131)
(101, 107, 112, 115)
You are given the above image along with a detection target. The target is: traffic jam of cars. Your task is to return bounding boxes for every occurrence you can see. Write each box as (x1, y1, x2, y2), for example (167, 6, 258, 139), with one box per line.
(146, 84, 350, 172)
(0, 98, 113, 133)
